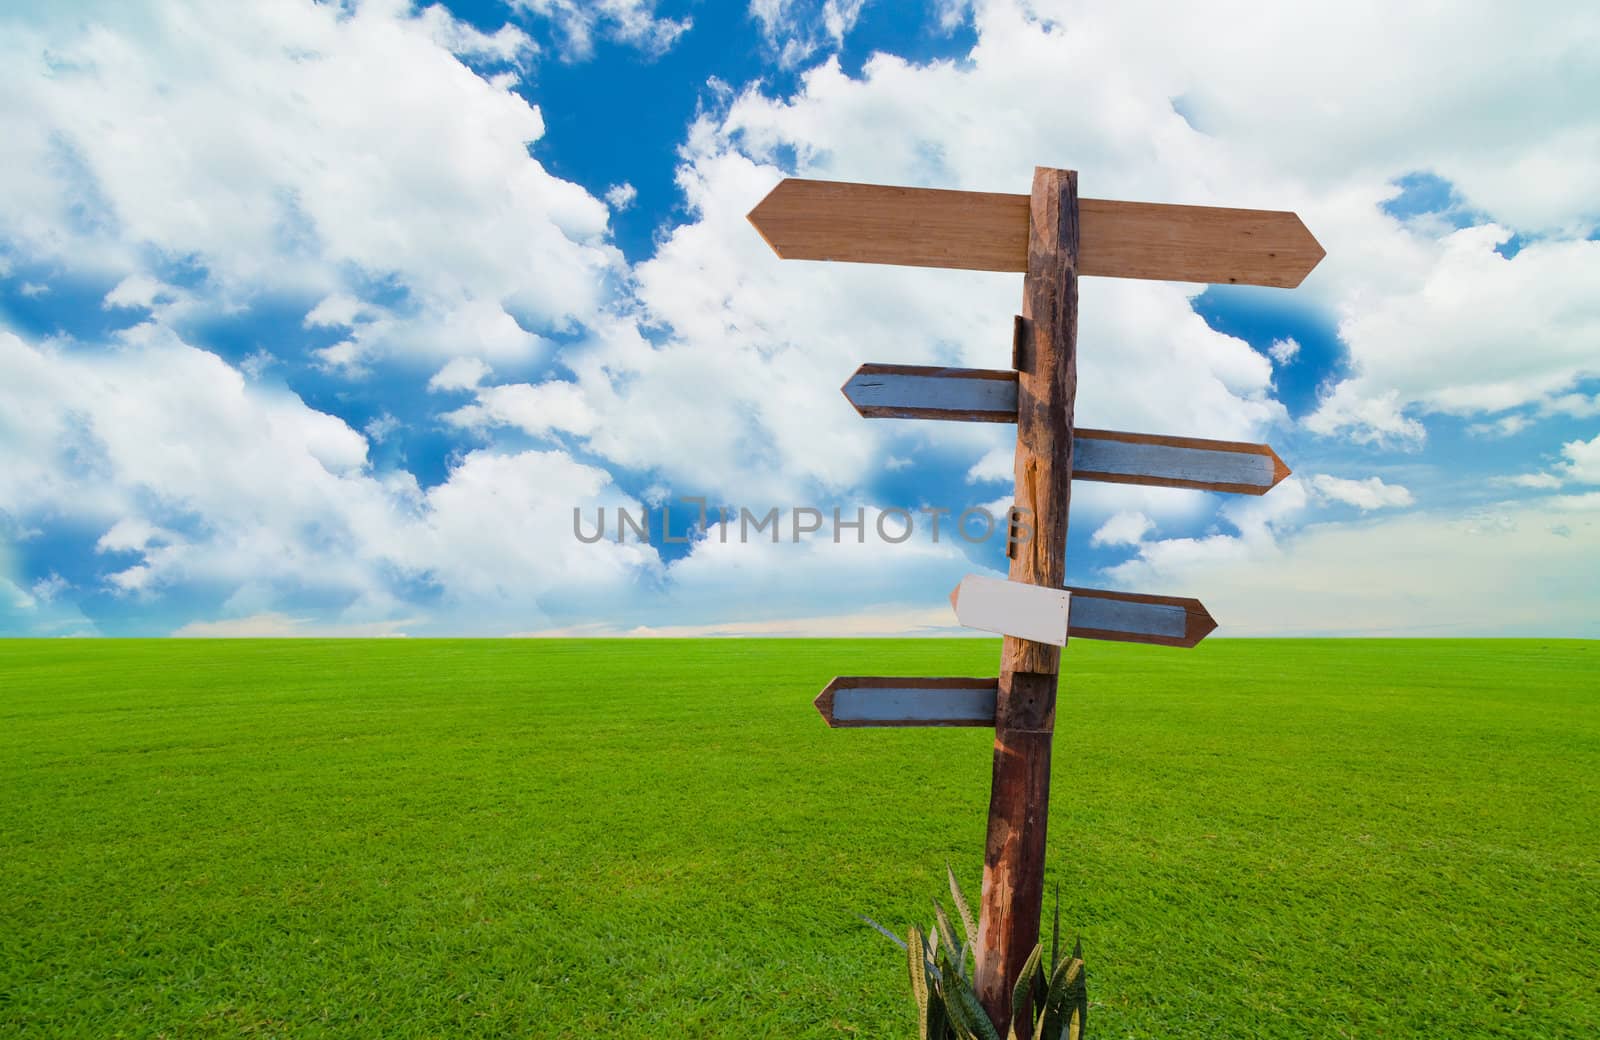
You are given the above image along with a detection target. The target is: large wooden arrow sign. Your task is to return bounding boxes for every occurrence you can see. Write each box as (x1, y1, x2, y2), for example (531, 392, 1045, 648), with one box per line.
(750, 178, 1324, 287)
(843, 363, 1289, 495)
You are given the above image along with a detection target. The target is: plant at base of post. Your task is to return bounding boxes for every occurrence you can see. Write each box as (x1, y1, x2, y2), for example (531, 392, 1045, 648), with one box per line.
(862, 867, 1088, 1040)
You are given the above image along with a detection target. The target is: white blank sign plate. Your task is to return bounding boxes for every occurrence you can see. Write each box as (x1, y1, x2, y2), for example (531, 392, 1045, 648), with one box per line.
(950, 574, 1071, 645)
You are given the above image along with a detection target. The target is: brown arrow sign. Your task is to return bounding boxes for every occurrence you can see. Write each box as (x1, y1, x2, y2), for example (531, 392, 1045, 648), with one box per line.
(749, 178, 1325, 287)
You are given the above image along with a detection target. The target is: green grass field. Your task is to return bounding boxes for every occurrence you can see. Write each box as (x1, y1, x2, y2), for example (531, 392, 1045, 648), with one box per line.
(1, 639, 1596, 1038)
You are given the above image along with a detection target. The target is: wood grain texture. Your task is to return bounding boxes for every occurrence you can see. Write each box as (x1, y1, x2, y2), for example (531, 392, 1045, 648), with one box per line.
(1066, 586, 1216, 648)
(749, 178, 1029, 272)
(814, 676, 999, 728)
(747, 178, 1325, 287)
(977, 167, 1079, 1038)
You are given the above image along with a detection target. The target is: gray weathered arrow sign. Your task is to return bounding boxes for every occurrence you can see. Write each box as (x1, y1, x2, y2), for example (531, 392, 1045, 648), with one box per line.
(814, 589, 1216, 727)
(815, 676, 1000, 728)
(842, 363, 1290, 495)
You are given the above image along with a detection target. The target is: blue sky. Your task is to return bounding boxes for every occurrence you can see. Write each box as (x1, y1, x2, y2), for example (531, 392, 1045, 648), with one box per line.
(1, 0, 1597, 638)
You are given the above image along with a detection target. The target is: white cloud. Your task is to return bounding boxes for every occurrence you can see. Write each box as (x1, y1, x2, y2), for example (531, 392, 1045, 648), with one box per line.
(1309, 228, 1600, 441)
(1268, 337, 1300, 365)
(514, 0, 690, 60)
(561, 28, 1296, 502)
(1558, 432, 1600, 485)
(656, 504, 993, 626)
(1498, 472, 1563, 490)
(1496, 433, 1600, 490)
(103, 274, 176, 310)
(5, 0, 1600, 638)
(30, 572, 69, 604)
(751, 0, 868, 66)
(967, 447, 1011, 484)
(0, 328, 655, 631)
(1090, 510, 1153, 547)
(525, 604, 965, 638)
(443, 379, 597, 438)
(1309, 474, 1414, 511)
(604, 182, 638, 210)
(0, 0, 620, 370)
(428, 356, 492, 393)
(172, 612, 417, 638)
(1105, 495, 1600, 637)
(303, 293, 372, 329)
(1468, 414, 1532, 439)
(1544, 393, 1600, 419)
(364, 413, 402, 444)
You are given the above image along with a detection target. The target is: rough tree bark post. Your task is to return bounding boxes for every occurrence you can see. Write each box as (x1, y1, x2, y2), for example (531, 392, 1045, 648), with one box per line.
(973, 167, 1079, 1037)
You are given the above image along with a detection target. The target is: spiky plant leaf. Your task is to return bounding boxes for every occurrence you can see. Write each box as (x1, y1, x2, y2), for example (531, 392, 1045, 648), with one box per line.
(1011, 943, 1043, 1030)
(927, 996, 950, 1040)
(1051, 883, 1061, 972)
(940, 952, 1002, 1040)
(1038, 953, 1083, 1040)
(907, 926, 932, 1037)
(932, 898, 963, 966)
(936, 949, 984, 1040)
(947, 864, 978, 947)
(862, 915, 907, 950)
(1069, 948, 1087, 1040)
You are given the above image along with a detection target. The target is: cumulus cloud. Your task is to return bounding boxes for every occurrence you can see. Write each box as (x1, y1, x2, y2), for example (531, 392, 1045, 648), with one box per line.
(428, 356, 493, 393)
(1105, 495, 1600, 637)
(1090, 510, 1154, 547)
(0, 328, 655, 631)
(1558, 433, 1600, 485)
(560, 20, 1294, 503)
(1308, 228, 1600, 442)
(750, 0, 869, 66)
(4, 0, 1599, 637)
(0, 0, 620, 369)
(1309, 474, 1415, 511)
(514, 0, 690, 60)
(443, 379, 598, 439)
(1496, 433, 1600, 490)
(604, 182, 638, 210)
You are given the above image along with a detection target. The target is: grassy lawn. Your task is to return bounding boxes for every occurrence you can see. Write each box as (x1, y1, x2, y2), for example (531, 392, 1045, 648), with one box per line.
(1, 638, 1596, 1038)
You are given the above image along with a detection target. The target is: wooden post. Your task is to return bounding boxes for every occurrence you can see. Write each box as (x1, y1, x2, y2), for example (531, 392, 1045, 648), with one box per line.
(974, 167, 1078, 1036)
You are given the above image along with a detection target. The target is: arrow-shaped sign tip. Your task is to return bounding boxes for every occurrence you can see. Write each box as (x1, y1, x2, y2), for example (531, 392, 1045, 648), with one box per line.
(814, 677, 841, 726)
(1267, 445, 1293, 490)
(746, 180, 792, 259)
(1285, 213, 1326, 287)
(839, 365, 868, 415)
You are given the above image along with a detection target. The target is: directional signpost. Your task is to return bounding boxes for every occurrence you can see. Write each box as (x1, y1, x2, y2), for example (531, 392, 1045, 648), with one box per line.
(750, 167, 1321, 1036)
